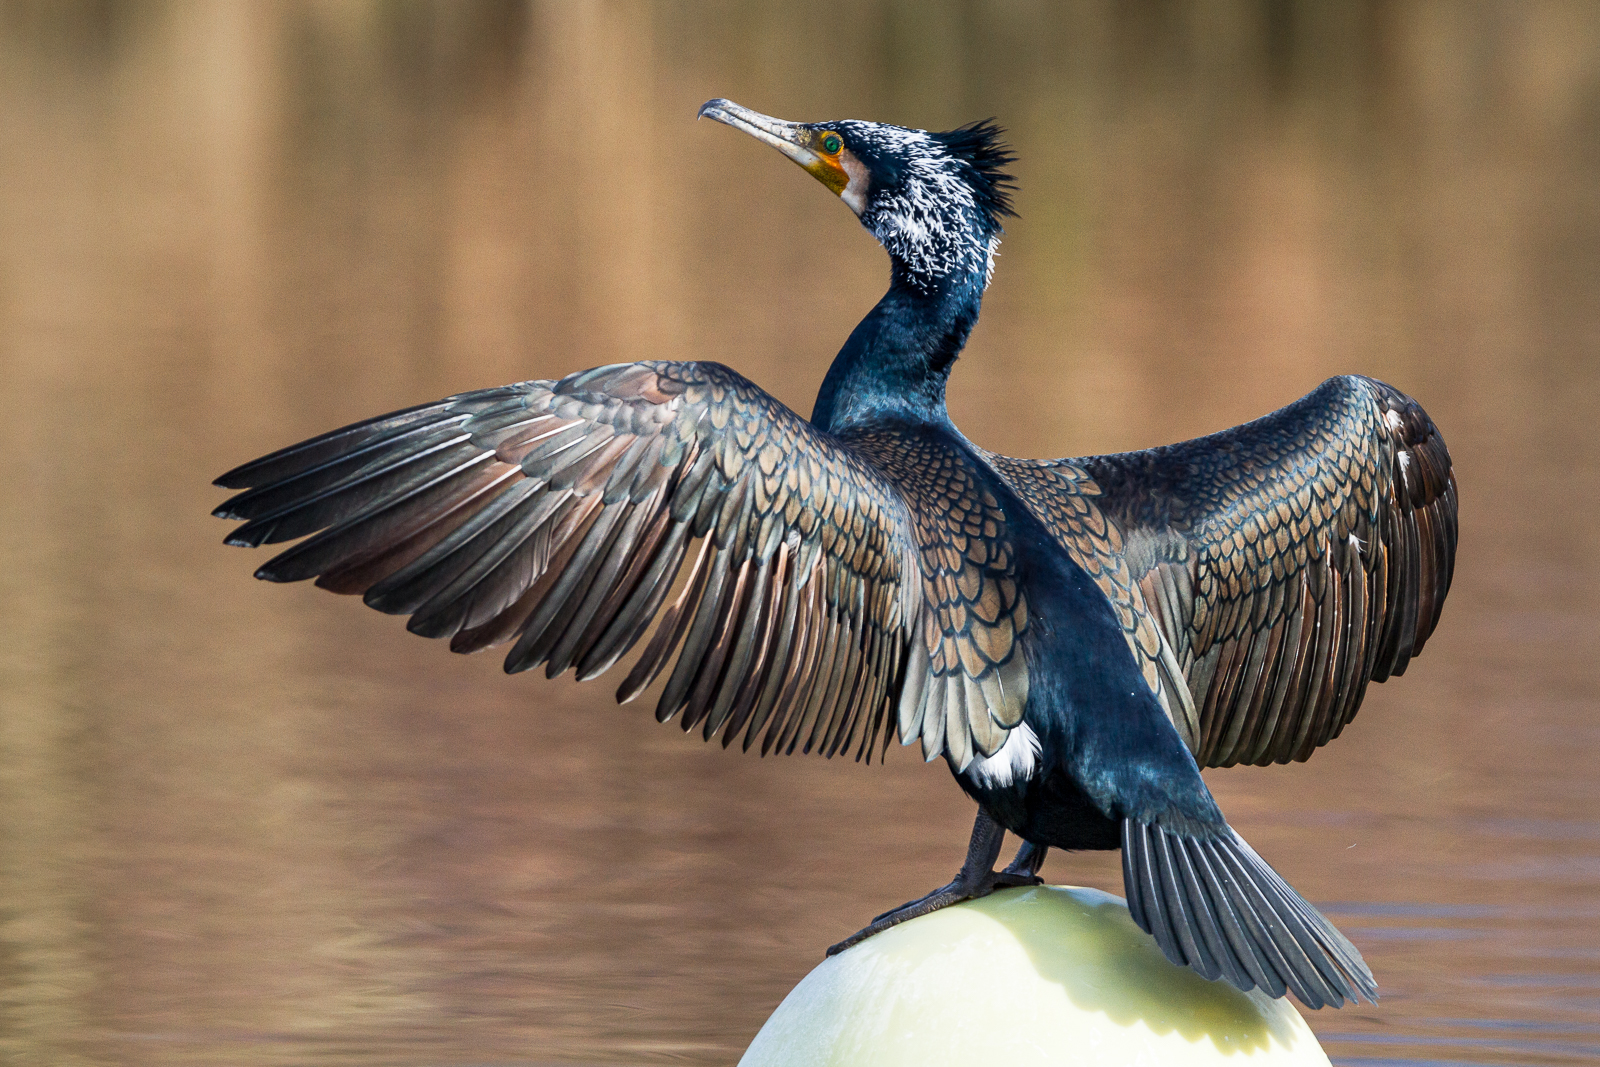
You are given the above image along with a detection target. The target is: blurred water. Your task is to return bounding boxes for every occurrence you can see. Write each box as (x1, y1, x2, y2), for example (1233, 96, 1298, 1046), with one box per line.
(0, 2, 1597, 1064)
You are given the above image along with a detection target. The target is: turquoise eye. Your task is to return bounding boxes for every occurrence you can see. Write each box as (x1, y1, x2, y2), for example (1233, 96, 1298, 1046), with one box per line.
(822, 133, 842, 154)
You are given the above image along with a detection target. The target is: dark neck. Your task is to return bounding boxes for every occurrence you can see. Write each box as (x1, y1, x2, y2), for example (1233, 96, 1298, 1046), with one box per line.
(810, 269, 985, 434)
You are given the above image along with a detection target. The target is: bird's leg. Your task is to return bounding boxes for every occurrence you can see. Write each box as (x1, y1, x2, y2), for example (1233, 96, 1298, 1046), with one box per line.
(826, 808, 1014, 957)
(995, 839, 1048, 887)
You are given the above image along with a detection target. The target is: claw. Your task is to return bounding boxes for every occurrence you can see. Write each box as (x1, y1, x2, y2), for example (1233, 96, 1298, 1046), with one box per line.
(992, 869, 1043, 889)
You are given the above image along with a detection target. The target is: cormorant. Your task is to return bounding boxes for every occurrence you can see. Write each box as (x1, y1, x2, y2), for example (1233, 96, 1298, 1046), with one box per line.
(213, 99, 1457, 1009)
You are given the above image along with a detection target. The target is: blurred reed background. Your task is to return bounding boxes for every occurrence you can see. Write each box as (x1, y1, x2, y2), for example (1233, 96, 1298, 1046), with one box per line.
(0, 1, 1597, 1064)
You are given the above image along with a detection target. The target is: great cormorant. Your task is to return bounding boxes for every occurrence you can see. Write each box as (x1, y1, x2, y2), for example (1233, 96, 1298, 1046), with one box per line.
(214, 99, 1457, 1009)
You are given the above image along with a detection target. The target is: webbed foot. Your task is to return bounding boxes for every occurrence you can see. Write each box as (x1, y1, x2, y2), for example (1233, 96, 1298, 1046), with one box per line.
(826, 811, 1046, 956)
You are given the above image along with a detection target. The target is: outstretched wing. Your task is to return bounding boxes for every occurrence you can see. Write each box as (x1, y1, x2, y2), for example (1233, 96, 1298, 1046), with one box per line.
(215, 361, 922, 761)
(995, 375, 1457, 768)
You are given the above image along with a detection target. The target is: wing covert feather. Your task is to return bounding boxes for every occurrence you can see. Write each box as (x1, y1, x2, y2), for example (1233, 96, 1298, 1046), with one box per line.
(850, 431, 1031, 768)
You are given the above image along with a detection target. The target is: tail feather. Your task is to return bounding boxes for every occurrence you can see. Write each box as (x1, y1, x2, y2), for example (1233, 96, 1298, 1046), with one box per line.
(1121, 818, 1376, 1009)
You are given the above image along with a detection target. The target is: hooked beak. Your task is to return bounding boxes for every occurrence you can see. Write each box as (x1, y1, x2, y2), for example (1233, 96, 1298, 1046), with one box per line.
(699, 98, 856, 208)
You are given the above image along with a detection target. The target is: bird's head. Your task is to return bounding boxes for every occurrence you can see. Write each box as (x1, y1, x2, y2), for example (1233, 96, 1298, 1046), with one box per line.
(699, 99, 1016, 294)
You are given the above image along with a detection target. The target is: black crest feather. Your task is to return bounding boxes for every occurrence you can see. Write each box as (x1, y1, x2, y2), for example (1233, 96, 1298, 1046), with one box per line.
(933, 119, 1017, 226)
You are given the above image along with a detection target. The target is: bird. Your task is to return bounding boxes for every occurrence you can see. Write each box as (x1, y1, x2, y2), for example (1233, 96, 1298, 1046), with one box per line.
(213, 99, 1457, 1010)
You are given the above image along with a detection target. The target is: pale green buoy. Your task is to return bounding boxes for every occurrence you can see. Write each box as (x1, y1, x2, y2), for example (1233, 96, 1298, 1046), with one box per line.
(741, 886, 1331, 1067)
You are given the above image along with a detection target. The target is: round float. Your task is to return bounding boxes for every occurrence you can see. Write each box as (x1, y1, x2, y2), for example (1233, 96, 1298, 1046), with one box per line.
(741, 885, 1331, 1067)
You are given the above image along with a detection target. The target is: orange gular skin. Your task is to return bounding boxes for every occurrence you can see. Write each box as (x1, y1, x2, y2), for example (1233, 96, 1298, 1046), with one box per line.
(803, 144, 851, 197)
(804, 142, 870, 215)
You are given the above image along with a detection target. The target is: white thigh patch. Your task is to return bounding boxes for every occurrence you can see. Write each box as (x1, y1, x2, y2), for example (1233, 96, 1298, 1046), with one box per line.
(963, 722, 1041, 789)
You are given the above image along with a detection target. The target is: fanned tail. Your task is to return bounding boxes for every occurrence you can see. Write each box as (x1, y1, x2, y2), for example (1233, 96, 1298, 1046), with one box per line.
(1121, 818, 1376, 1009)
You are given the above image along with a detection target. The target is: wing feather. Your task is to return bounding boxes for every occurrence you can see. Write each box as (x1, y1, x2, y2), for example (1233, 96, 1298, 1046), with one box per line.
(217, 363, 927, 761)
(990, 376, 1457, 768)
